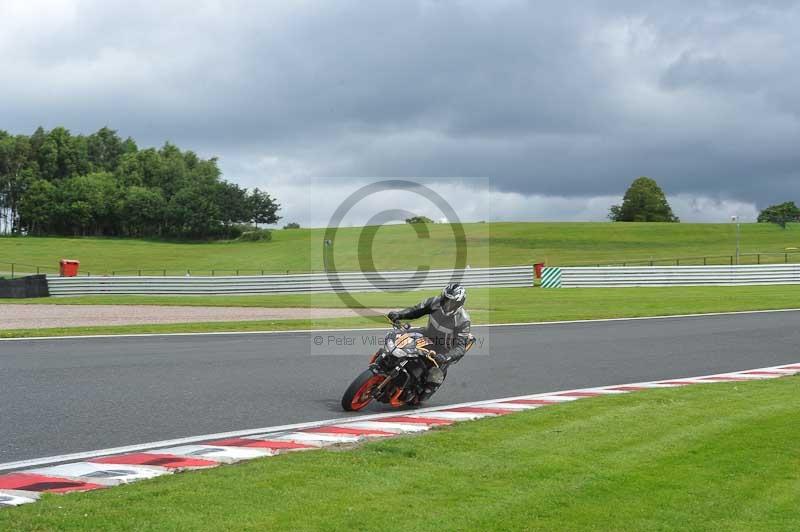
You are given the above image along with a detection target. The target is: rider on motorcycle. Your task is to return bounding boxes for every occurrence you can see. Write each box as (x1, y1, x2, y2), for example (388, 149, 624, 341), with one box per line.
(387, 283, 471, 400)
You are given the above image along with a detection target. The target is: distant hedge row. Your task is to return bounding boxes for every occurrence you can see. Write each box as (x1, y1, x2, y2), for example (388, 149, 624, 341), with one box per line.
(0, 127, 280, 239)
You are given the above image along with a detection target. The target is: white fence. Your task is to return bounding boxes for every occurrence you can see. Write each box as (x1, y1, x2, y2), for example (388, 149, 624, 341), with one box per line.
(541, 264, 800, 288)
(46, 266, 533, 296)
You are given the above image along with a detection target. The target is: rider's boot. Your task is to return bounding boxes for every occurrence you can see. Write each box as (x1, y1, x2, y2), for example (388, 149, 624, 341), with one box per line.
(417, 383, 440, 403)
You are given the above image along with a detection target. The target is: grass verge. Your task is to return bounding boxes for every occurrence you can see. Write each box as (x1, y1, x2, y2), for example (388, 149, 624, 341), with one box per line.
(2, 377, 798, 531)
(3, 285, 800, 338)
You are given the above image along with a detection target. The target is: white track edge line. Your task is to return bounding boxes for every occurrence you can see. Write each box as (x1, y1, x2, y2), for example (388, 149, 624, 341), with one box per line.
(2, 361, 796, 473)
(2, 307, 799, 341)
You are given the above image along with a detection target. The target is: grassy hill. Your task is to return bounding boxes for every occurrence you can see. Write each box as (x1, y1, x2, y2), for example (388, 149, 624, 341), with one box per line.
(2, 222, 800, 276)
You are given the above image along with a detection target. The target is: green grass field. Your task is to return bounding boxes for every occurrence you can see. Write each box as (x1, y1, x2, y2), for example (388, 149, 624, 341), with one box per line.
(3, 376, 797, 531)
(3, 285, 800, 338)
(3, 222, 800, 276)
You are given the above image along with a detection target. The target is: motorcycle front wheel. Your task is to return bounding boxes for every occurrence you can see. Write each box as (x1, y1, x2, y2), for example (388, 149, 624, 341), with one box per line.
(341, 370, 385, 411)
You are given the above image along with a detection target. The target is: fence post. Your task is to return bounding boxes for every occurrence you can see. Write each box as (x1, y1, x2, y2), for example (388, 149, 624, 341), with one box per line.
(37, 266, 40, 274)
(786, 253, 789, 264)
(703, 257, 707, 266)
(730, 256, 734, 265)
(138, 269, 142, 276)
(236, 269, 240, 276)
(261, 269, 265, 275)
(163, 269, 166, 276)
(212, 269, 215, 276)
(676, 259, 680, 266)
(757, 254, 761, 265)
(11, 263, 14, 279)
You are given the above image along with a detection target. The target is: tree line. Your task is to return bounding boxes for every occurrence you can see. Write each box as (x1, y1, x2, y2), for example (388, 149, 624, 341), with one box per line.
(0, 127, 280, 238)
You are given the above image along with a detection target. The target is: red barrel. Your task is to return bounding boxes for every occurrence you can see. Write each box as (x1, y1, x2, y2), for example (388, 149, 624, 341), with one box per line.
(534, 262, 545, 279)
(59, 259, 80, 277)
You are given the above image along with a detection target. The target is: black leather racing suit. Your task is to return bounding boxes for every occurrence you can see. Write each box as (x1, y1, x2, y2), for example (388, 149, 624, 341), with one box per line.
(393, 295, 472, 364)
(392, 295, 471, 400)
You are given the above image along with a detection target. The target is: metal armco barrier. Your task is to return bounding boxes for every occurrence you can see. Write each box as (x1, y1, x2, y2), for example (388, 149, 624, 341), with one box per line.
(541, 264, 800, 288)
(46, 266, 533, 296)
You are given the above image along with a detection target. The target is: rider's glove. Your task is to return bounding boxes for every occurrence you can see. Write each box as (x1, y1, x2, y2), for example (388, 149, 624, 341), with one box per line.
(387, 311, 400, 323)
(433, 353, 450, 366)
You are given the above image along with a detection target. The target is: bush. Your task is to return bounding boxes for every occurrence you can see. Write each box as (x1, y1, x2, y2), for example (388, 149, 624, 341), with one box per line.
(405, 216, 434, 224)
(223, 223, 260, 240)
(237, 228, 272, 242)
(283, 222, 301, 229)
(222, 225, 245, 239)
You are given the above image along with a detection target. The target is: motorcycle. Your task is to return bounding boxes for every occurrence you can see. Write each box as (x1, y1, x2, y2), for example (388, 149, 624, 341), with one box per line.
(340, 320, 475, 411)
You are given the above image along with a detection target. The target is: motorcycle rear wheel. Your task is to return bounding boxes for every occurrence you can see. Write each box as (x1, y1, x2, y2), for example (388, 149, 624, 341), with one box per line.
(341, 370, 385, 411)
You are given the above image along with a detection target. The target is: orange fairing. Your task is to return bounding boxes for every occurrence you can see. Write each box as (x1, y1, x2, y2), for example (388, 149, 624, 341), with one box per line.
(389, 387, 405, 407)
(395, 333, 413, 349)
(416, 337, 433, 349)
(369, 351, 380, 363)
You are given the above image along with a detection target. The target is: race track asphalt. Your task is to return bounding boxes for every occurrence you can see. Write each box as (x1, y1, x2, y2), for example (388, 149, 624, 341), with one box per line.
(2, 310, 799, 464)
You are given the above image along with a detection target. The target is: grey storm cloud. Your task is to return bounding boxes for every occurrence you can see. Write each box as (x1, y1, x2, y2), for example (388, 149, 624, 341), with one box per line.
(2, 0, 800, 211)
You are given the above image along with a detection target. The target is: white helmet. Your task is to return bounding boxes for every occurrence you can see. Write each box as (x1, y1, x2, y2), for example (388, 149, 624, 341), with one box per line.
(441, 283, 466, 315)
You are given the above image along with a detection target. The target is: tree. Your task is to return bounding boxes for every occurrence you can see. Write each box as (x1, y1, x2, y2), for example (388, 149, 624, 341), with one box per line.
(18, 180, 57, 235)
(87, 127, 125, 172)
(609, 177, 679, 222)
(405, 215, 434, 224)
(58, 172, 121, 235)
(248, 188, 281, 227)
(166, 183, 222, 238)
(0, 133, 36, 233)
(215, 181, 250, 237)
(757, 201, 800, 229)
(121, 186, 166, 237)
(41, 127, 84, 180)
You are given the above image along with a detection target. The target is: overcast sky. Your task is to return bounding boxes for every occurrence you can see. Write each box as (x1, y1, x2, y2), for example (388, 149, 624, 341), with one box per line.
(2, 0, 799, 225)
